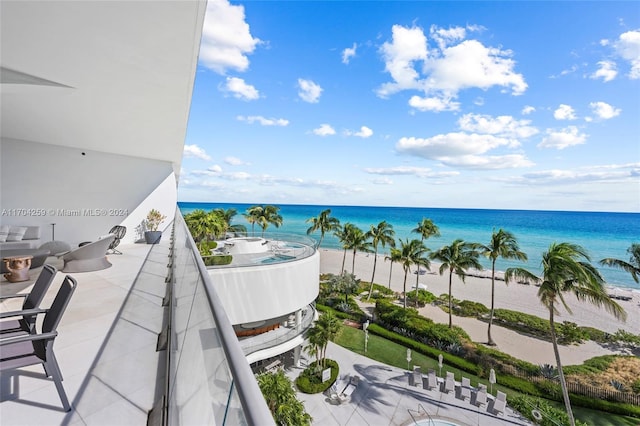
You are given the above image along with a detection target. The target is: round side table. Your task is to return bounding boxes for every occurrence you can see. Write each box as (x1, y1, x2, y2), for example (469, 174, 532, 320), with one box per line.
(2, 255, 33, 283)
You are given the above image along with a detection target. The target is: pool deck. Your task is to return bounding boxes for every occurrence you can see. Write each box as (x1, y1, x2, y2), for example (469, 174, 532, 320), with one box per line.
(285, 342, 533, 426)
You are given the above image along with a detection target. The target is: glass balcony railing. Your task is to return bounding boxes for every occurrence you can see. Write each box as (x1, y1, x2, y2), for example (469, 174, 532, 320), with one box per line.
(166, 209, 275, 425)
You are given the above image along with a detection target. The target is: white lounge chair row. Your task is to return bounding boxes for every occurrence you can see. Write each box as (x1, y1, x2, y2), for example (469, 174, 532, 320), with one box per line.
(410, 369, 506, 417)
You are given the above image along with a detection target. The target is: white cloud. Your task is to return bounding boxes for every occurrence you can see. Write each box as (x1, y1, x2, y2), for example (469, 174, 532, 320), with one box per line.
(183, 144, 211, 161)
(371, 177, 394, 185)
(221, 77, 259, 100)
(409, 95, 460, 112)
(613, 29, 640, 79)
(192, 165, 223, 176)
(538, 126, 587, 149)
(429, 25, 468, 50)
(313, 124, 336, 136)
(522, 105, 536, 115)
(440, 154, 534, 170)
(377, 25, 527, 104)
(237, 115, 289, 126)
(297, 78, 323, 103)
(458, 113, 538, 139)
(513, 163, 640, 185)
(553, 104, 577, 120)
(199, 0, 261, 74)
(345, 126, 374, 138)
(396, 133, 533, 169)
(589, 101, 621, 120)
(591, 60, 617, 82)
(377, 25, 429, 97)
(224, 156, 249, 166)
(364, 166, 459, 178)
(342, 43, 357, 64)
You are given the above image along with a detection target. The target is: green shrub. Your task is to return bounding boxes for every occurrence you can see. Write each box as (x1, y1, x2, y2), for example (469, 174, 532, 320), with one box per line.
(406, 289, 436, 307)
(202, 254, 232, 266)
(454, 300, 489, 317)
(509, 395, 589, 426)
(557, 321, 590, 345)
(631, 379, 640, 394)
(198, 240, 218, 256)
(295, 359, 339, 394)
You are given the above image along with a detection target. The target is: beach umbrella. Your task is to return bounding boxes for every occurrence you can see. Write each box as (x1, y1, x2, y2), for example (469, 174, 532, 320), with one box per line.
(406, 349, 412, 370)
(489, 368, 496, 393)
(438, 354, 443, 375)
(418, 283, 427, 290)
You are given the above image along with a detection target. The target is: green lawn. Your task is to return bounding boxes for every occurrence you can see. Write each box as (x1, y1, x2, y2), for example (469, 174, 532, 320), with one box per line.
(333, 325, 638, 425)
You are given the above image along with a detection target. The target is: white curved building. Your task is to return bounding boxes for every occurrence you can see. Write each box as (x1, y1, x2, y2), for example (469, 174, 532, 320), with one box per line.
(207, 234, 319, 365)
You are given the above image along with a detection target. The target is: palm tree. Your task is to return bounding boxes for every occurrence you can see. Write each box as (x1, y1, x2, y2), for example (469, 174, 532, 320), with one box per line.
(365, 221, 396, 301)
(385, 246, 402, 289)
(304, 311, 342, 369)
(306, 209, 340, 248)
(244, 205, 263, 236)
(257, 369, 312, 425)
(184, 209, 225, 244)
(430, 239, 482, 328)
(212, 207, 247, 237)
(256, 205, 283, 236)
(600, 243, 640, 283)
(505, 242, 627, 426)
(335, 223, 357, 273)
(478, 229, 528, 345)
(398, 239, 430, 308)
(347, 225, 372, 274)
(412, 218, 440, 296)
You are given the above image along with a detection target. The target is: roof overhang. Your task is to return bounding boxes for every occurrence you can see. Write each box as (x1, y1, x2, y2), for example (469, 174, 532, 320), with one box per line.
(1, 0, 206, 176)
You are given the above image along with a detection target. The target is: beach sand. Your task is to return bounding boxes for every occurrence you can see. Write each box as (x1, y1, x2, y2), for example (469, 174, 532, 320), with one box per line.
(319, 249, 640, 366)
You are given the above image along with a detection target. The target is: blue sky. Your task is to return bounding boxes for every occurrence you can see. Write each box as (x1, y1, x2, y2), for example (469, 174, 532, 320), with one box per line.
(178, 0, 640, 213)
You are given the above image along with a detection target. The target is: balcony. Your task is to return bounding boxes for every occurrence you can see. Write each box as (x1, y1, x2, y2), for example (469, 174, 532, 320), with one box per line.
(0, 209, 274, 425)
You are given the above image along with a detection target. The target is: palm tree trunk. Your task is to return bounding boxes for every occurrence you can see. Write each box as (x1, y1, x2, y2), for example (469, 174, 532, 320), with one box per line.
(367, 249, 378, 301)
(488, 261, 496, 346)
(403, 270, 408, 308)
(448, 270, 453, 328)
(341, 249, 347, 273)
(352, 249, 356, 274)
(550, 303, 576, 426)
(388, 263, 392, 289)
(414, 265, 420, 307)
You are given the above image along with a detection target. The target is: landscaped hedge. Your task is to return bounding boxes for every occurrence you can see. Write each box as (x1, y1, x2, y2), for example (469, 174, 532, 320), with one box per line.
(202, 254, 232, 266)
(295, 359, 339, 394)
(509, 395, 589, 426)
(375, 299, 469, 348)
(365, 323, 480, 374)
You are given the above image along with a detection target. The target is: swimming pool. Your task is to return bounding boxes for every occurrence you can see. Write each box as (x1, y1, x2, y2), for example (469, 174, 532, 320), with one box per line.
(258, 254, 296, 264)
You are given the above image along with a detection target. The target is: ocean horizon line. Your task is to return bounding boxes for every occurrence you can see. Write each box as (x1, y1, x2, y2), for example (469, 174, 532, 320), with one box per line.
(177, 200, 640, 216)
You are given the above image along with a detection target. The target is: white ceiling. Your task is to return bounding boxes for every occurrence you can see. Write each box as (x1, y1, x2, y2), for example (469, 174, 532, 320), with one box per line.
(0, 0, 206, 171)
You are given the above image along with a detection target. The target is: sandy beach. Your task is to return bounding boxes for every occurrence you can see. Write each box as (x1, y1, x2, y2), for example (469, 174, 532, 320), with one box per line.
(319, 249, 640, 366)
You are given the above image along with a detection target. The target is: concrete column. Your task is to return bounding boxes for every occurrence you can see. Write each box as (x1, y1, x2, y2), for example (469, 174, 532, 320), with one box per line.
(293, 345, 301, 368)
(295, 309, 302, 332)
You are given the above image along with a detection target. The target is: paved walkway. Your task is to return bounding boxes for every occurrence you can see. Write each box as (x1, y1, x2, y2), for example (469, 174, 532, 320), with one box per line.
(284, 342, 532, 426)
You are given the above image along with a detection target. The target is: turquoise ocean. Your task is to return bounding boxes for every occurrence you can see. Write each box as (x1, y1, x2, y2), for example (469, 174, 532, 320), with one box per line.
(178, 202, 640, 291)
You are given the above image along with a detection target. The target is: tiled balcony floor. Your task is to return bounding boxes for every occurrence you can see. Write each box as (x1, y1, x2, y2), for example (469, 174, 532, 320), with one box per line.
(1, 240, 170, 426)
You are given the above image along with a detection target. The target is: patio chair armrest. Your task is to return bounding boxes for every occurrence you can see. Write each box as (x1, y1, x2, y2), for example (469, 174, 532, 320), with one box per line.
(0, 331, 58, 346)
(0, 293, 28, 301)
(56, 250, 70, 258)
(0, 307, 48, 319)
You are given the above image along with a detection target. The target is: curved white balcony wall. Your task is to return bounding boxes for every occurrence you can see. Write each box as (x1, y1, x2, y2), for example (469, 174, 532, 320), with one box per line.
(208, 251, 319, 325)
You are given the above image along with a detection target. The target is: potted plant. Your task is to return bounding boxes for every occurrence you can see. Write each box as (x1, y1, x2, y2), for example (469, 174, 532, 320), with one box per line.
(144, 209, 167, 244)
